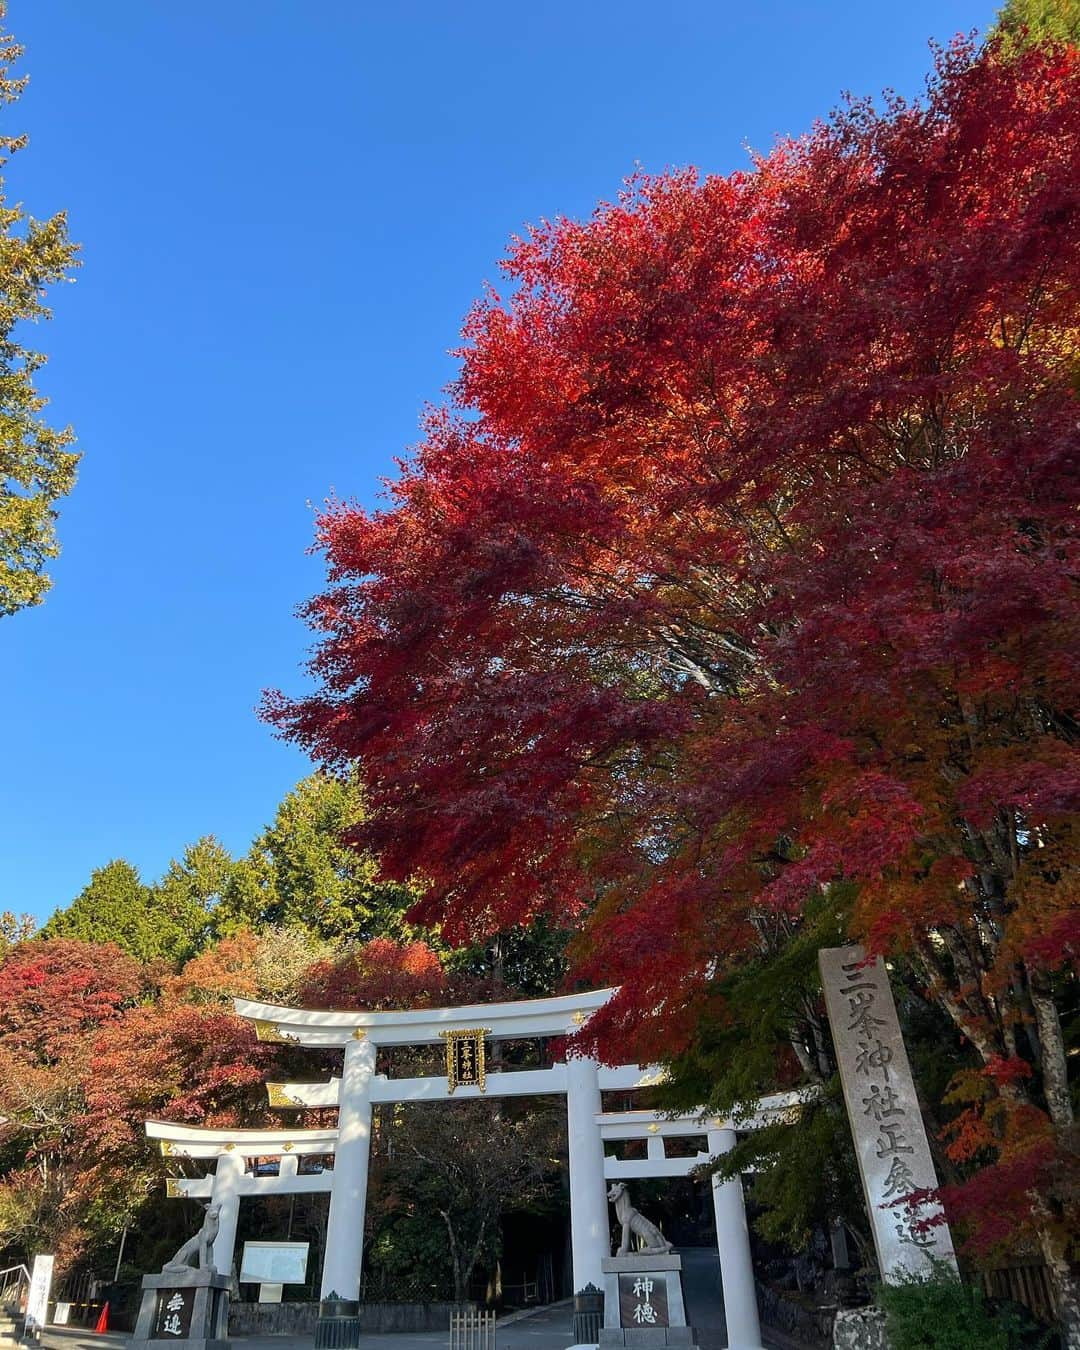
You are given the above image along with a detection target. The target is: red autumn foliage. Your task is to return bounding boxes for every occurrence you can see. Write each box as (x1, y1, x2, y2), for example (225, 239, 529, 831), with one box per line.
(297, 938, 448, 1010)
(0, 938, 143, 1065)
(267, 39, 1080, 1258)
(79, 1003, 273, 1158)
(932, 1060, 1077, 1260)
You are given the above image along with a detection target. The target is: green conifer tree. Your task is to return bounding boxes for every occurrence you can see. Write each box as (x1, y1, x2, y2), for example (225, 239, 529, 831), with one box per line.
(0, 4, 79, 616)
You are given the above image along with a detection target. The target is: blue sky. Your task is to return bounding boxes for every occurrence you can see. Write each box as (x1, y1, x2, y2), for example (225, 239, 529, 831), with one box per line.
(3, 1, 989, 924)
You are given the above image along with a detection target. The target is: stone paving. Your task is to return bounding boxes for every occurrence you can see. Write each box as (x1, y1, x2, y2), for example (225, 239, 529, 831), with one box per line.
(39, 1302, 578, 1350)
(35, 1250, 783, 1350)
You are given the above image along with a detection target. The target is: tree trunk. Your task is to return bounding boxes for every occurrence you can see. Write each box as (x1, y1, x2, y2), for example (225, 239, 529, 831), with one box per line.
(1039, 1230, 1080, 1350)
(460, 1220, 487, 1304)
(1027, 983, 1078, 1347)
(439, 1209, 465, 1303)
(1029, 979, 1074, 1128)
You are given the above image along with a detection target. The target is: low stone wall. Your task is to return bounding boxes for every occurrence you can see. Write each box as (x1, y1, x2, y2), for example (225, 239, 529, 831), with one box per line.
(756, 1283, 833, 1347)
(360, 1302, 464, 1333)
(229, 1300, 464, 1337)
(230, 1301, 318, 1337)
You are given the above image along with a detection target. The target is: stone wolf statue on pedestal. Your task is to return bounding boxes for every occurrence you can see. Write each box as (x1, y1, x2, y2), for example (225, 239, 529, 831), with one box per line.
(162, 1202, 221, 1273)
(607, 1182, 675, 1256)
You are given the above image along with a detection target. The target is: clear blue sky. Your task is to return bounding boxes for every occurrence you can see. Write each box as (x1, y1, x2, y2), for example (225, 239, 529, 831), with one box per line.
(3, 1, 989, 924)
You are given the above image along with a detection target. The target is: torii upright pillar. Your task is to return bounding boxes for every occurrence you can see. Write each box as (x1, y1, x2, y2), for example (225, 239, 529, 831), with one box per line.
(320, 1035, 377, 1300)
(707, 1127, 764, 1350)
(566, 1053, 609, 1292)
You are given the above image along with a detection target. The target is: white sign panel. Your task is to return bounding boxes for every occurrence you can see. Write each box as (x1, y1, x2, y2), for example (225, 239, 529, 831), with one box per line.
(25, 1254, 54, 1333)
(820, 945, 958, 1281)
(239, 1241, 309, 1285)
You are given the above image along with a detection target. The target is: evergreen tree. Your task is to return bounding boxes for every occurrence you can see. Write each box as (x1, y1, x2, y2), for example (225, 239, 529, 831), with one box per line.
(0, 3, 79, 616)
(43, 858, 207, 965)
(995, 0, 1080, 50)
(215, 774, 414, 942)
(152, 836, 233, 954)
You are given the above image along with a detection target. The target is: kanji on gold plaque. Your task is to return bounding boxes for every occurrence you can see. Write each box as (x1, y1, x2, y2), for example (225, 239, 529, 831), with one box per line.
(439, 1029, 490, 1093)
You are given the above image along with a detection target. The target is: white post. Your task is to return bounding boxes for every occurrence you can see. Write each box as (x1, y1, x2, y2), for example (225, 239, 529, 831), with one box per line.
(320, 1034, 377, 1301)
(566, 1053, 609, 1292)
(210, 1150, 244, 1277)
(707, 1128, 763, 1350)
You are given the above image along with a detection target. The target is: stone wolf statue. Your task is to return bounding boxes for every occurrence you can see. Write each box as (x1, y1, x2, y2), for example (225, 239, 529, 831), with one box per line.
(607, 1182, 675, 1256)
(163, 1202, 221, 1273)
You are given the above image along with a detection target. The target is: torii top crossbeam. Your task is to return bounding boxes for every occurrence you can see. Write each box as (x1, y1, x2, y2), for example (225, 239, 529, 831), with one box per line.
(233, 987, 616, 1047)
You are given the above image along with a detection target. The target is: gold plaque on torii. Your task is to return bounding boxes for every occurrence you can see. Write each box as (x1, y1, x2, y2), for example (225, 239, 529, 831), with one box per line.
(439, 1028, 490, 1094)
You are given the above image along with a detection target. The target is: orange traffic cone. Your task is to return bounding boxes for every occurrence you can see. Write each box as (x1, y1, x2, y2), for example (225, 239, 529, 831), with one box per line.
(94, 1302, 109, 1333)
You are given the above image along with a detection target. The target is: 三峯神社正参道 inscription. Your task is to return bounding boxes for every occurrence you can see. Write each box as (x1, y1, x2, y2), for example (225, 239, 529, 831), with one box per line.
(819, 945, 957, 1282)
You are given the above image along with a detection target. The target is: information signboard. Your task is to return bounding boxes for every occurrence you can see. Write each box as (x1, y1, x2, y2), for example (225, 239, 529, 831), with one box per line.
(239, 1241, 309, 1285)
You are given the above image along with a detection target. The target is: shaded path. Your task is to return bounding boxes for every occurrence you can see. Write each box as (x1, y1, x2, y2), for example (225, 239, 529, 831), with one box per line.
(680, 1246, 728, 1350)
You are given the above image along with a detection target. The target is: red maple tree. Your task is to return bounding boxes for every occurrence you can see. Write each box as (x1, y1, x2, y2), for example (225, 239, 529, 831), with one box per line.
(0, 939, 145, 1265)
(0, 938, 143, 1064)
(268, 37, 1079, 1309)
(297, 937, 448, 1009)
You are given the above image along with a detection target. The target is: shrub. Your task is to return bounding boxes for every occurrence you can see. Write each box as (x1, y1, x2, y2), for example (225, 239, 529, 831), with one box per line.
(877, 1265, 1049, 1350)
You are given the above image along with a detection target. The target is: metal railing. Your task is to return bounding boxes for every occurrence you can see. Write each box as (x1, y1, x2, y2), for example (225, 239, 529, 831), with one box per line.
(0, 1266, 29, 1313)
(449, 1306, 495, 1350)
(0, 1265, 30, 1342)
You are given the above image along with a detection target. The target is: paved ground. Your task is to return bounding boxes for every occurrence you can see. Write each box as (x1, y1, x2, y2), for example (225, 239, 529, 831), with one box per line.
(679, 1247, 728, 1350)
(34, 1255, 783, 1350)
(38, 1304, 578, 1350)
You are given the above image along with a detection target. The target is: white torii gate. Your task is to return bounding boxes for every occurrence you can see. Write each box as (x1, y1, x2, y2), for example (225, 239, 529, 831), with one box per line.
(148, 988, 803, 1350)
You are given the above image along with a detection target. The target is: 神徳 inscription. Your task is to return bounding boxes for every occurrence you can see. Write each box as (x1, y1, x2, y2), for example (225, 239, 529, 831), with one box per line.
(820, 945, 957, 1282)
(618, 1274, 670, 1327)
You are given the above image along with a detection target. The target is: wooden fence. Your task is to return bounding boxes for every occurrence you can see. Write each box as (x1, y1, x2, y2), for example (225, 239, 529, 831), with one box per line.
(979, 1262, 1058, 1326)
(449, 1306, 496, 1350)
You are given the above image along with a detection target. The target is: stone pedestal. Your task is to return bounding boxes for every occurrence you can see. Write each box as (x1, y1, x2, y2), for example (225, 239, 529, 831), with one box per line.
(130, 1269, 230, 1350)
(599, 1255, 701, 1350)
